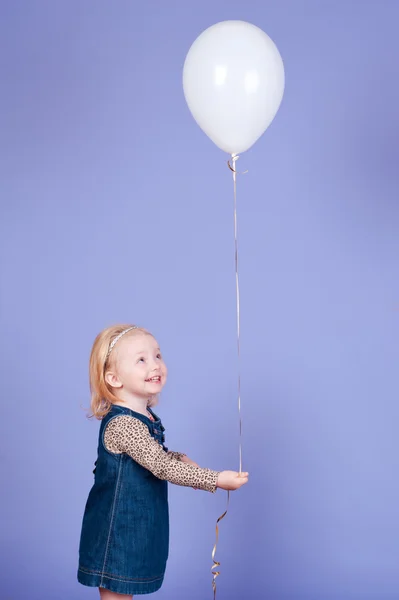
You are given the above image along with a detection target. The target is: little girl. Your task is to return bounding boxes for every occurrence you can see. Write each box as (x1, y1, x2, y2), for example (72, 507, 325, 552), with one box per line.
(77, 324, 248, 599)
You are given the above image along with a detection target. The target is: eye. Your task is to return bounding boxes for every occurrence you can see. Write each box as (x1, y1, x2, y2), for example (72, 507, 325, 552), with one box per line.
(156, 353, 162, 359)
(137, 357, 145, 363)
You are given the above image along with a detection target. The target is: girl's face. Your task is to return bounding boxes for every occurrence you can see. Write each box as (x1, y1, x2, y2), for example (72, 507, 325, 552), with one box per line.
(108, 332, 167, 399)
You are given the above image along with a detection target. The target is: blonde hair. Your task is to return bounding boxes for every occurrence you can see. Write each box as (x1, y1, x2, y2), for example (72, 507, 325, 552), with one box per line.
(88, 323, 157, 420)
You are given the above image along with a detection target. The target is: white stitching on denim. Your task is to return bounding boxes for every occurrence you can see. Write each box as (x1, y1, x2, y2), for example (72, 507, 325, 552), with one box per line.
(100, 455, 123, 587)
(79, 566, 164, 584)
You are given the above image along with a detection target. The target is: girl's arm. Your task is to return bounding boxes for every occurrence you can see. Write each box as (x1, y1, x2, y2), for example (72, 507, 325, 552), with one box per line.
(104, 415, 218, 492)
(167, 452, 199, 467)
(180, 455, 199, 467)
(166, 451, 186, 461)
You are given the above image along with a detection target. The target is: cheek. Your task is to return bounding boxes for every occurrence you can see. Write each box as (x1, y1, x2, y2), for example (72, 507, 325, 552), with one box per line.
(121, 365, 142, 382)
(134, 366, 146, 378)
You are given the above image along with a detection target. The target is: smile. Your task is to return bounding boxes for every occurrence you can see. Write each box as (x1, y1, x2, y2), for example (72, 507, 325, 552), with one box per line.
(145, 376, 161, 383)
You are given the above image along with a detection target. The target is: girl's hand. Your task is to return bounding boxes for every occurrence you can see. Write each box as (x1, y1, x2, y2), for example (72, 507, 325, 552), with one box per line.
(216, 471, 249, 491)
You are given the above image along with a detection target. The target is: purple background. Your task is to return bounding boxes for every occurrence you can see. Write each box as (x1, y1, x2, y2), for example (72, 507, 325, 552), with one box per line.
(1, 1, 399, 599)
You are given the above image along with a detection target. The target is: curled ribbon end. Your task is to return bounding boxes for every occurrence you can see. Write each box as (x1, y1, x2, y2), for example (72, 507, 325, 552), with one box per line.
(211, 491, 230, 599)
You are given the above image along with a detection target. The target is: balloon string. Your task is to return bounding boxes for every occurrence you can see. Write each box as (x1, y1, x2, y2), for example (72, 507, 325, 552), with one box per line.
(211, 155, 247, 599)
(228, 153, 247, 475)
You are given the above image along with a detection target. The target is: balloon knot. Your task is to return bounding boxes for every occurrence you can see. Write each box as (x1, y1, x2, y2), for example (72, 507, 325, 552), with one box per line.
(227, 155, 248, 174)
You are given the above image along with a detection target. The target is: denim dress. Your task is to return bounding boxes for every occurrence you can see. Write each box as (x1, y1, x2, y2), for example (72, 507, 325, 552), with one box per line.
(77, 404, 169, 595)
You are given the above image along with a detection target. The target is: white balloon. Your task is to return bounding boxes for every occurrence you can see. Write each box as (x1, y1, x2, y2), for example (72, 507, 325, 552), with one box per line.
(183, 20, 285, 155)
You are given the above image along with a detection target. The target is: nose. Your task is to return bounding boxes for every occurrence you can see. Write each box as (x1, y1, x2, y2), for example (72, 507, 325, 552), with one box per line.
(149, 359, 160, 372)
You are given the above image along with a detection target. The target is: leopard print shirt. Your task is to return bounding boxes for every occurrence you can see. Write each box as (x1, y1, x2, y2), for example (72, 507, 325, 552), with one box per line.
(166, 451, 186, 461)
(103, 415, 219, 493)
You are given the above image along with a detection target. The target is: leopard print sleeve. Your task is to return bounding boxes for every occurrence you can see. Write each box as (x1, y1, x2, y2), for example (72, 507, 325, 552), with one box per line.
(103, 415, 219, 493)
(167, 451, 186, 461)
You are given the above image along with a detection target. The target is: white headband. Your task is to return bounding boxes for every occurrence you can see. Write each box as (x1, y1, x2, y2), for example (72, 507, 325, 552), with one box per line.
(105, 326, 138, 361)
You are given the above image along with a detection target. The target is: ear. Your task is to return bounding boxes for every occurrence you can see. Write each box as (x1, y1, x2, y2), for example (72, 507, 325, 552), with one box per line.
(105, 370, 123, 389)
